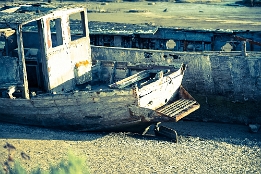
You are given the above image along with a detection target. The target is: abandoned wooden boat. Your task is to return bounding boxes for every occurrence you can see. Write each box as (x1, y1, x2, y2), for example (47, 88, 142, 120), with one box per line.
(0, 6, 199, 132)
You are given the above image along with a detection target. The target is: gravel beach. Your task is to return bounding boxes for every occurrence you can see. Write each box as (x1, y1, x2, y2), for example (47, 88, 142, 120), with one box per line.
(0, 121, 260, 173)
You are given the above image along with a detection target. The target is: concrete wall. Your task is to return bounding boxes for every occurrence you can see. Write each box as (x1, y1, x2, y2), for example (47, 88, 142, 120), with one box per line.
(92, 46, 261, 124)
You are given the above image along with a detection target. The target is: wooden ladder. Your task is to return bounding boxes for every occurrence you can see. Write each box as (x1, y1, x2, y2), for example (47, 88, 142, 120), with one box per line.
(156, 99, 197, 118)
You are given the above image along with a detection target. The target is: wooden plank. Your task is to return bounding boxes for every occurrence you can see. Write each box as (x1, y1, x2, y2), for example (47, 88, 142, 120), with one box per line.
(0, 83, 23, 89)
(16, 26, 30, 99)
(109, 70, 150, 89)
(39, 89, 135, 99)
(0, 98, 33, 108)
(50, 95, 136, 107)
(41, 18, 51, 92)
(36, 19, 48, 91)
(0, 7, 20, 13)
(52, 103, 130, 118)
(22, 90, 138, 107)
(0, 100, 133, 121)
(0, 28, 15, 37)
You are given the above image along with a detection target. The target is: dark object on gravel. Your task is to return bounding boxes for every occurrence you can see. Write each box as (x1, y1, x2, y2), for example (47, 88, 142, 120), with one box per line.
(3, 142, 16, 150)
(249, 124, 260, 133)
(154, 123, 178, 143)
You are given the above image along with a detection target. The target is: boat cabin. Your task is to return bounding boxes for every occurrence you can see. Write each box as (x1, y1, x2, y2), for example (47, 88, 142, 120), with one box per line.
(0, 6, 92, 99)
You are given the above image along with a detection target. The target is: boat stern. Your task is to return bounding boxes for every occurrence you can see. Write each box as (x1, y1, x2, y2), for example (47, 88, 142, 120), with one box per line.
(155, 86, 200, 122)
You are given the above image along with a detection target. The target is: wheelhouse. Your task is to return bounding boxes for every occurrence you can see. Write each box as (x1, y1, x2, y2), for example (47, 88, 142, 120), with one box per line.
(0, 6, 92, 99)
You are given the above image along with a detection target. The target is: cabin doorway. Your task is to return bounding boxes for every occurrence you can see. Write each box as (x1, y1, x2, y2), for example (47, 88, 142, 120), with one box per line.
(21, 20, 45, 92)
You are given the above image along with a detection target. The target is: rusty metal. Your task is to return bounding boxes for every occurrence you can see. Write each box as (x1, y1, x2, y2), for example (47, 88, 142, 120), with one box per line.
(157, 99, 197, 117)
(45, 19, 52, 49)
(233, 35, 261, 47)
(156, 98, 198, 121)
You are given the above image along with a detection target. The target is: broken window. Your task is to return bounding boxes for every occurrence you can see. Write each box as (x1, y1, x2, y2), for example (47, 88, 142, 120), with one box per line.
(144, 52, 153, 58)
(183, 41, 205, 51)
(0, 28, 17, 57)
(166, 39, 176, 50)
(103, 35, 114, 47)
(48, 18, 63, 48)
(69, 11, 86, 41)
(221, 43, 233, 52)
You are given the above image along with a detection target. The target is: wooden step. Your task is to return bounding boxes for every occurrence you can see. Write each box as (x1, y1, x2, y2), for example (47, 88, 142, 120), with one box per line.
(156, 99, 197, 118)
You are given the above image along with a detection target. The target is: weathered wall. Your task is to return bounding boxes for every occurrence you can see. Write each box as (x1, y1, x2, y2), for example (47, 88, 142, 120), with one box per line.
(91, 46, 261, 124)
(181, 54, 261, 101)
(0, 56, 20, 84)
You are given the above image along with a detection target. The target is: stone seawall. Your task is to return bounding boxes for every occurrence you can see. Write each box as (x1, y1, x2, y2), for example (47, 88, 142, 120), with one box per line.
(91, 46, 261, 124)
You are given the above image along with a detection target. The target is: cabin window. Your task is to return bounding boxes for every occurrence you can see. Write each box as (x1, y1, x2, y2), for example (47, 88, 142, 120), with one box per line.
(69, 11, 86, 41)
(0, 36, 6, 56)
(0, 30, 17, 57)
(22, 21, 40, 49)
(48, 18, 63, 48)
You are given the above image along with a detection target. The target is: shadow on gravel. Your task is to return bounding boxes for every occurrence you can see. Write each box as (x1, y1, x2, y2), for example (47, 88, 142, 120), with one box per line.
(0, 122, 107, 141)
(0, 121, 260, 147)
(125, 121, 261, 148)
(160, 120, 261, 147)
(126, 132, 176, 143)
